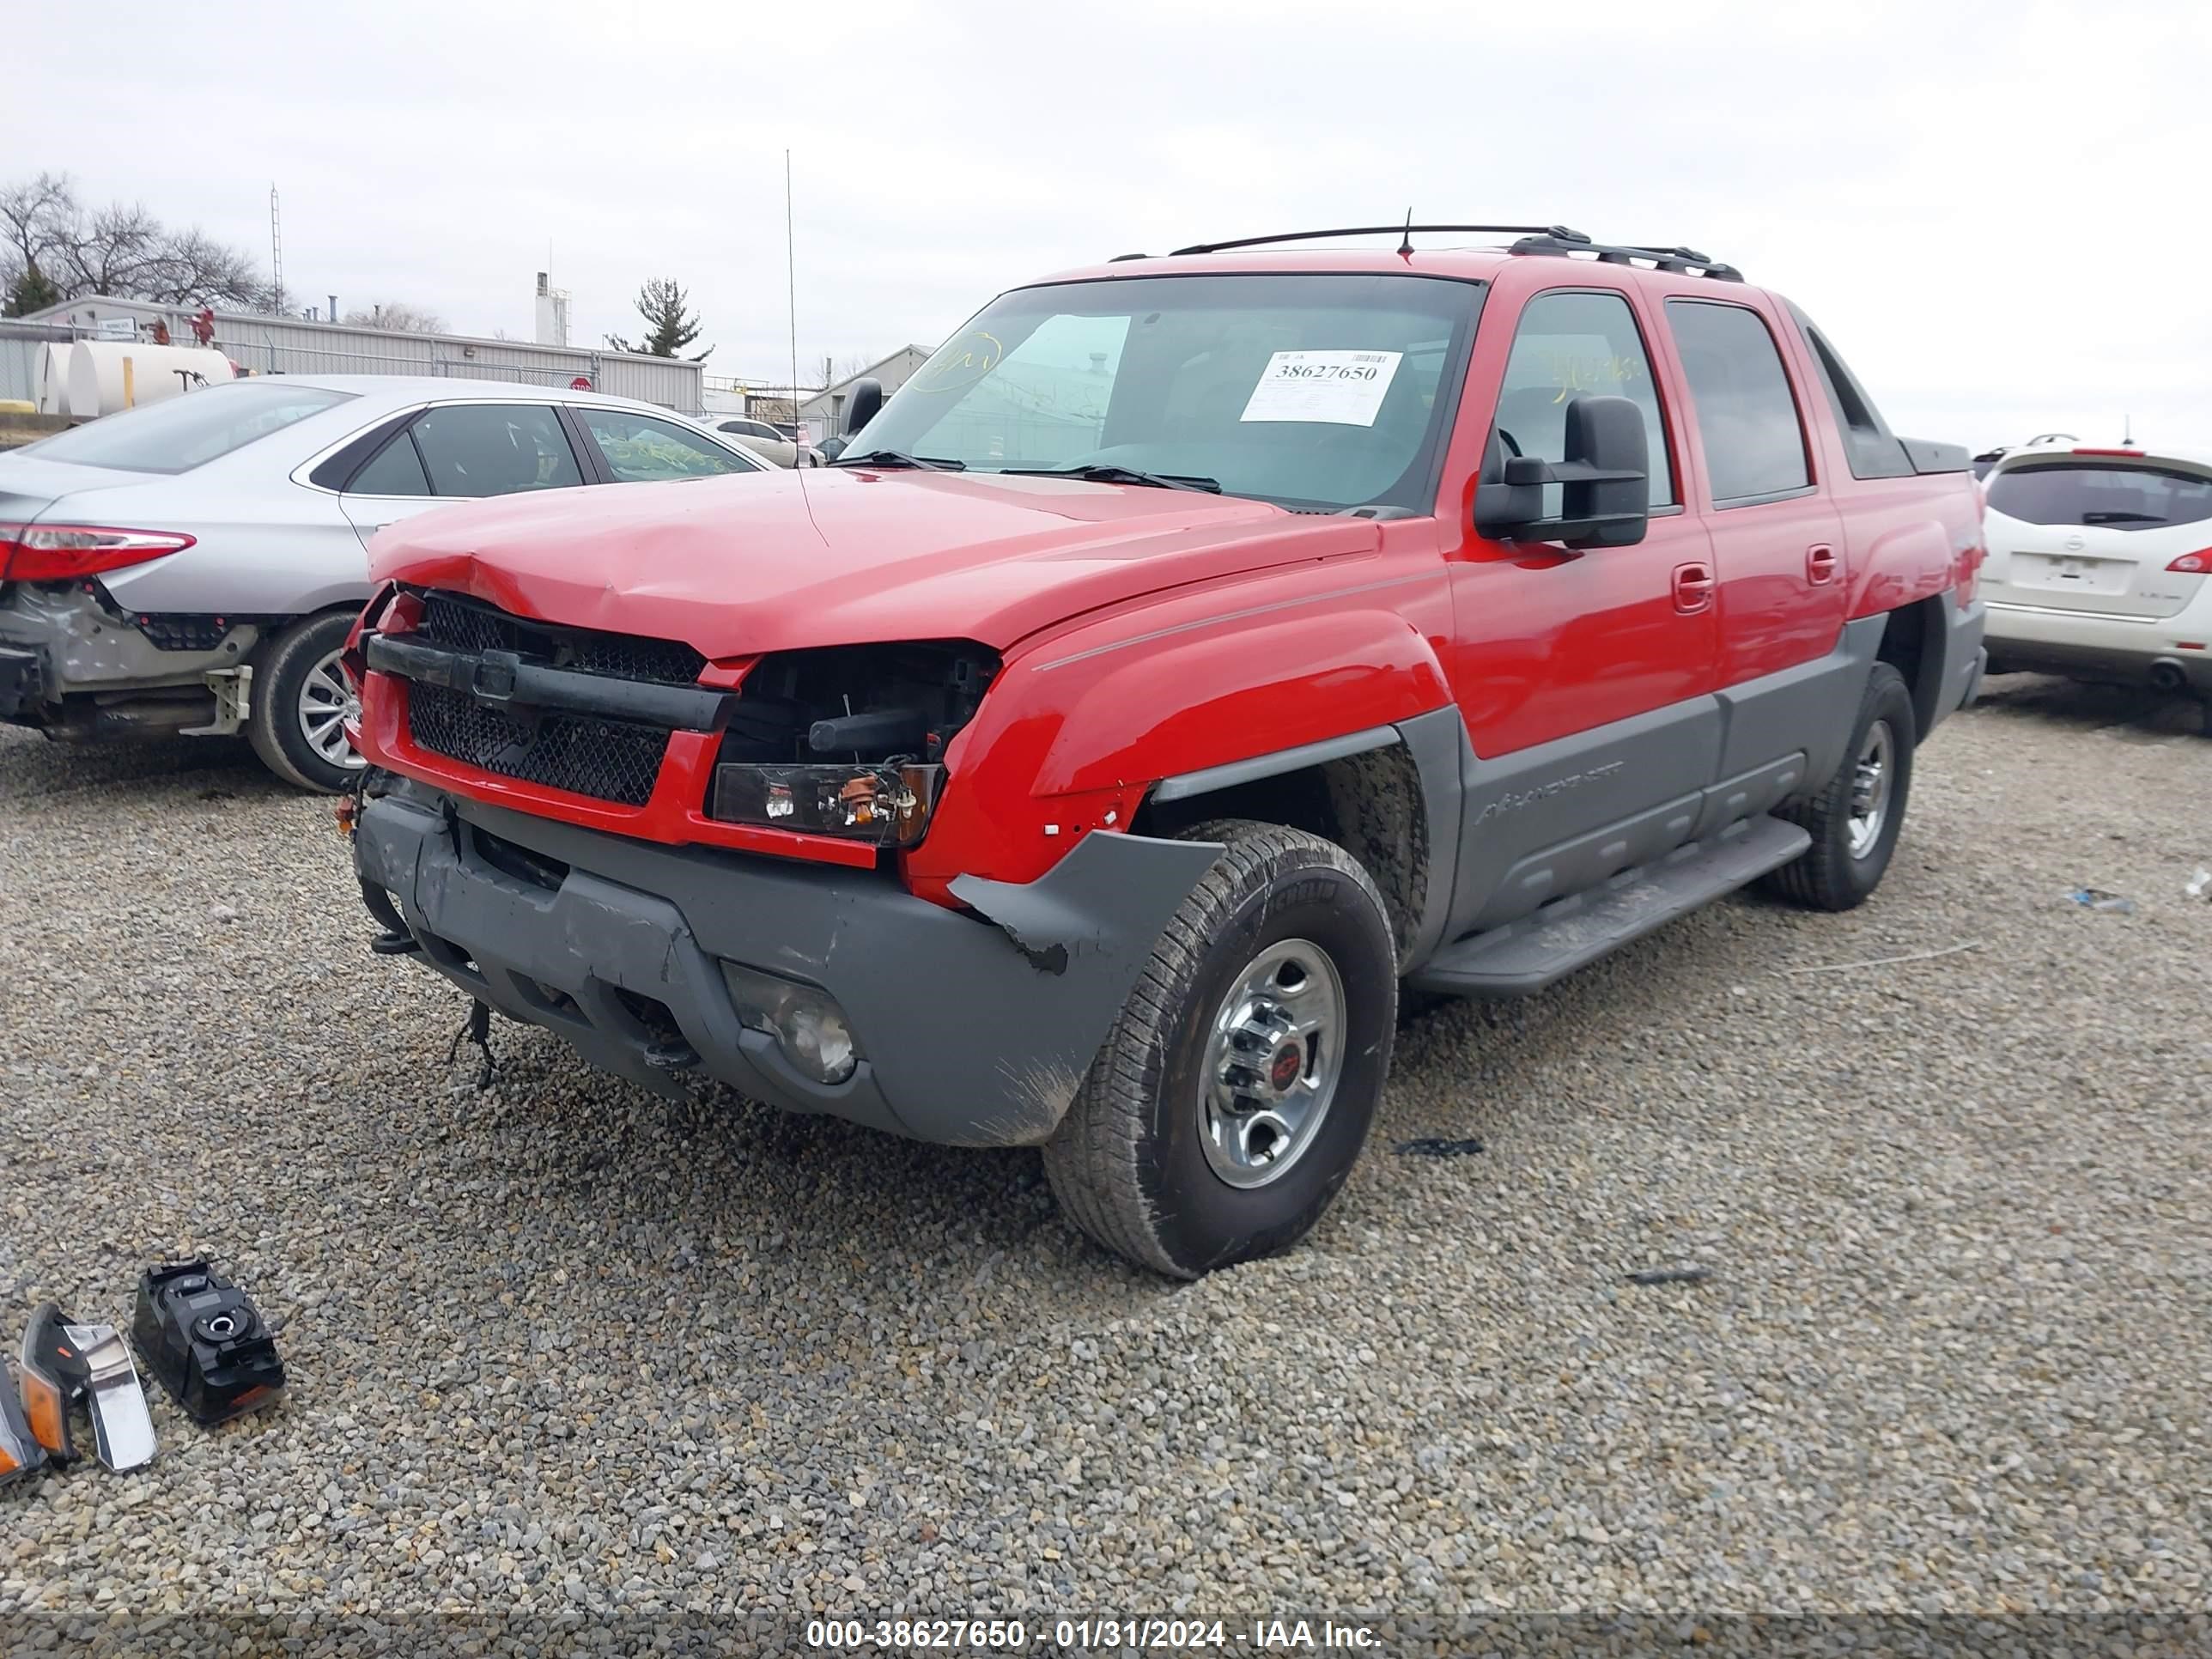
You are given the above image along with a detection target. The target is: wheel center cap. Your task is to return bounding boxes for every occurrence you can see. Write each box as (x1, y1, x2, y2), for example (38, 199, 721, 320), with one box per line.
(1267, 1042, 1304, 1092)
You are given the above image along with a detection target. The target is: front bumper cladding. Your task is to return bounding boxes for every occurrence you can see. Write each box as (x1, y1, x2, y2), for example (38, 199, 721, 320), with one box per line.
(353, 782, 1221, 1146)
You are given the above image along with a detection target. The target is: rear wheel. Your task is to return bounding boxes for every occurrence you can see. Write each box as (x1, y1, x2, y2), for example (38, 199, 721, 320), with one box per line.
(248, 611, 364, 793)
(1042, 820, 1397, 1279)
(1763, 660, 1916, 911)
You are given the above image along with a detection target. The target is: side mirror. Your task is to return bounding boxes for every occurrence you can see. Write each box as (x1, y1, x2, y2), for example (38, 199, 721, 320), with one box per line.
(1474, 393, 1650, 550)
(843, 377, 884, 435)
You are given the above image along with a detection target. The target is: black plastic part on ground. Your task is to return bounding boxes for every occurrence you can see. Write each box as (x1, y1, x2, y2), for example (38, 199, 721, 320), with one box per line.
(131, 1261, 286, 1425)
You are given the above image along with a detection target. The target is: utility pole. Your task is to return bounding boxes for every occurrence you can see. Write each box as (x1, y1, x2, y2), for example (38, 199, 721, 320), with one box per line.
(269, 184, 284, 315)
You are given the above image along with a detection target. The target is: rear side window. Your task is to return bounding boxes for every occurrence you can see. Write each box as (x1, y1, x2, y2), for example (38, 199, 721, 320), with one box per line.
(1985, 463, 2212, 532)
(347, 431, 432, 496)
(1792, 311, 1911, 480)
(580, 411, 760, 482)
(1492, 290, 1675, 507)
(1665, 301, 1811, 504)
(410, 404, 585, 497)
(24, 382, 352, 475)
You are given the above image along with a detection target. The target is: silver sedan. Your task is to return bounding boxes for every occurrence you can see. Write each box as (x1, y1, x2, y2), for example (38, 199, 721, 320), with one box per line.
(0, 375, 769, 790)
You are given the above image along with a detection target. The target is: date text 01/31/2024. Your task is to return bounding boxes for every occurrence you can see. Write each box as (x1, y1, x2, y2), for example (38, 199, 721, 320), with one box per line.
(805, 1618, 1382, 1650)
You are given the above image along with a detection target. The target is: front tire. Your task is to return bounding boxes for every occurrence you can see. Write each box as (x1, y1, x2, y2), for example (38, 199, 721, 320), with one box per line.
(248, 611, 364, 793)
(1763, 660, 1916, 911)
(1043, 819, 1398, 1279)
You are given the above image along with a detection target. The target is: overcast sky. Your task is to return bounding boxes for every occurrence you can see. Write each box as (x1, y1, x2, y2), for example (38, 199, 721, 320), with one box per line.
(19, 0, 2207, 449)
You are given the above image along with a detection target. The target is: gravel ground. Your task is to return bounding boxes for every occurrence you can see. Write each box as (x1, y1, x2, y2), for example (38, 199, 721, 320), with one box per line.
(2, 677, 2209, 1651)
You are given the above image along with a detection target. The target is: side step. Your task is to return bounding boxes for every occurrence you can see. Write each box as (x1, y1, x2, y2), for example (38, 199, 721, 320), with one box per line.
(1409, 815, 1811, 999)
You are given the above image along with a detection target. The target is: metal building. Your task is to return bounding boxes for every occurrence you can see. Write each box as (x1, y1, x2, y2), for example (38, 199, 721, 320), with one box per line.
(15, 298, 704, 411)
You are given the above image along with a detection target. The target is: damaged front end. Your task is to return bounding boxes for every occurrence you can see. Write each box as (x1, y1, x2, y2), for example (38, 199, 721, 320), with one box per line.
(350, 778, 1220, 1146)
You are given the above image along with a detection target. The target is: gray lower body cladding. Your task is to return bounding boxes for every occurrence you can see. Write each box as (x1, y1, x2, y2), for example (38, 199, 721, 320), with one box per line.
(352, 782, 1219, 1146)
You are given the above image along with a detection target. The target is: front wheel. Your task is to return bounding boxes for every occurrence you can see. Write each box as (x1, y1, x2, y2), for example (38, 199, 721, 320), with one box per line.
(1763, 660, 1917, 911)
(248, 611, 365, 793)
(1043, 820, 1398, 1279)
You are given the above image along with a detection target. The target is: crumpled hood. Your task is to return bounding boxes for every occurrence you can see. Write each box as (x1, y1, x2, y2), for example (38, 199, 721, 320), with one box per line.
(367, 465, 1382, 657)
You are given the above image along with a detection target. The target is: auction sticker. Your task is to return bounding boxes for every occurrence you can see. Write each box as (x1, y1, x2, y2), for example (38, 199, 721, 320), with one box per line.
(1238, 349, 1402, 426)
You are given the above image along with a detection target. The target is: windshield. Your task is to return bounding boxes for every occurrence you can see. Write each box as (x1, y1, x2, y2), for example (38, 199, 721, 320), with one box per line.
(1985, 460, 2212, 531)
(847, 273, 1482, 512)
(23, 381, 353, 475)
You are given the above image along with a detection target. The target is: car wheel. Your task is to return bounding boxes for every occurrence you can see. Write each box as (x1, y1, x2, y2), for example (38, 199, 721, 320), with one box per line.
(1763, 661, 1916, 911)
(1042, 819, 1397, 1279)
(248, 611, 364, 793)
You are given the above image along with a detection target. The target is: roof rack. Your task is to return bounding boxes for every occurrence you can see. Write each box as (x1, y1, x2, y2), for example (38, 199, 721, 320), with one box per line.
(1507, 230, 1742, 282)
(1128, 222, 1742, 280)
(1164, 223, 1586, 257)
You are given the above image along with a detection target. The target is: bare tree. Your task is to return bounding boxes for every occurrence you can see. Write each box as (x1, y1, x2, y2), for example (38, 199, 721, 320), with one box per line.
(343, 301, 447, 334)
(0, 172, 271, 310)
(823, 351, 887, 388)
(0, 171, 76, 285)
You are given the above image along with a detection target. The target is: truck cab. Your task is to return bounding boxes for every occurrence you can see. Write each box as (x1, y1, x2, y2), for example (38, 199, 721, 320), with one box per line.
(343, 225, 1985, 1278)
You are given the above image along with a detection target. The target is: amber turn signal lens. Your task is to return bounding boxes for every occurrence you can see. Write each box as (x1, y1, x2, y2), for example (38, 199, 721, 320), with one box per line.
(20, 1370, 65, 1455)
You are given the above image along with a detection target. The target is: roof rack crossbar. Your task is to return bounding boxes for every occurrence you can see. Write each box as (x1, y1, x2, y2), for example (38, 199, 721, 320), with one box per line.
(1508, 234, 1743, 282)
(1164, 223, 1588, 257)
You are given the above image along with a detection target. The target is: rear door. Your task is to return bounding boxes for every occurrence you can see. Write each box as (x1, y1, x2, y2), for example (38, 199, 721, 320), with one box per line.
(337, 400, 588, 546)
(1981, 452, 2212, 620)
(1660, 297, 1846, 691)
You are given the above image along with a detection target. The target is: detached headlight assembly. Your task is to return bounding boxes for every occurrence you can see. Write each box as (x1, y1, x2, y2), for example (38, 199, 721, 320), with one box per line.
(710, 762, 943, 847)
(719, 962, 859, 1085)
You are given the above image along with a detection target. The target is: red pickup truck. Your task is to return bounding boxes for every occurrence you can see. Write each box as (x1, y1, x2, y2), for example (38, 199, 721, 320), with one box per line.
(343, 226, 1984, 1278)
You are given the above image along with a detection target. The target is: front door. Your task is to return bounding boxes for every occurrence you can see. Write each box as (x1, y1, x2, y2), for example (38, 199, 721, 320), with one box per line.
(1441, 285, 1721, 933)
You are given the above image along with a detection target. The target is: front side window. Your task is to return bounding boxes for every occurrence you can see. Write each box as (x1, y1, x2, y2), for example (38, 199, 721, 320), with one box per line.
(583, 411, 758, 482)
(1986, 462, 2212, 531)
(24, 381, 353, 475)
(410, 404, 584, 497)
(845, 273, 1483, 513)
(1492, 289, 1674, 508)
(1665, 301, 1812, 503)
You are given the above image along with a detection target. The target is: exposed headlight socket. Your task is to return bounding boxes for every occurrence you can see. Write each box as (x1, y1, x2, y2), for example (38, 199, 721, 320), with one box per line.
(719, 961, 860, 1084)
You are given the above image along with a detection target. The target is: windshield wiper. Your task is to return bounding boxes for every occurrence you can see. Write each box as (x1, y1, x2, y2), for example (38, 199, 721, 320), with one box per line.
(2080, 510, 2164, 525)
(998, 464, 1222, 494)
(830, 449, 966, 471)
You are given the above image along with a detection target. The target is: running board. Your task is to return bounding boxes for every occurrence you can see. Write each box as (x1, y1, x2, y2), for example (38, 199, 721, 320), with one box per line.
(1409, 815, 1810, 999)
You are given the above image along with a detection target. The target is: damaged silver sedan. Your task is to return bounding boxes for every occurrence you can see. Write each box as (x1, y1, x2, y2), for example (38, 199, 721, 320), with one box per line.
(0, 376, 767, 790)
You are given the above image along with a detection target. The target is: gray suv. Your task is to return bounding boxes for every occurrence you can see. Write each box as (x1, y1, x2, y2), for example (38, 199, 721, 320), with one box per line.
(0, 375, 767, 789)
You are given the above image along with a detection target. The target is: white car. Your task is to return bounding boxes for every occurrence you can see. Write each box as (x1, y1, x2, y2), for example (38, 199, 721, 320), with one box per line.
(1980, 437, 2212, 728)
(706, 416, 817, 468)
(0, 375, 770, 790)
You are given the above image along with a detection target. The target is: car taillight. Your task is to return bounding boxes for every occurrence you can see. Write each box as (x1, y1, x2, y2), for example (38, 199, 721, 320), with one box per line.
(2166, 549, 2212, 574)
(0, 524, 196, 583)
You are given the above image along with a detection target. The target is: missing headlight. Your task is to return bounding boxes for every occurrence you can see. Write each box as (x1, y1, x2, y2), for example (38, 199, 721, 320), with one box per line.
(708, 641, 992, 842)
(716, 641, 998, 768)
